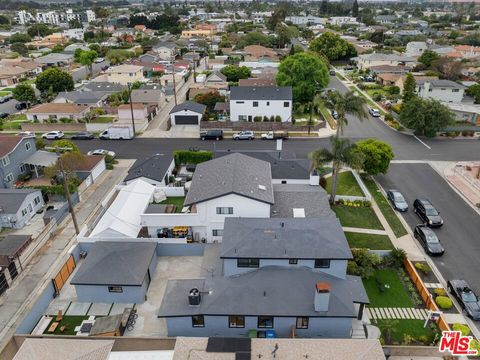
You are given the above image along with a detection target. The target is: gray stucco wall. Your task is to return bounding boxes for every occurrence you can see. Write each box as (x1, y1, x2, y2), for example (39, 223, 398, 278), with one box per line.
(0, 190, 44, 229)
(0, 137, 36, 189)
(156, 243, 205, 256)
(164, 315, 353, 338)
(75, 281, 148, 303)
(222, 259, 348, 278)
(16, 282, 56, 334)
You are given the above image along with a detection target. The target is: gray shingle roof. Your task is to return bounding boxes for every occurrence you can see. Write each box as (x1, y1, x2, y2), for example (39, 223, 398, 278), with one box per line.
(170, 101, 206, 115)
(0, 189, 39, 214)
(82, 82, 127, 93)
(131, 89, 163, 104)
(355, 53, 416, 62)
(158, 266, 368, 318)
(416, 79, 465, 89)
(184, 153, 274, 206)
(230, 86, 292, 101)
(56, 91, 106, 104)
(0, 235, 32, 257)
(271, 184, 334, 219)
(124, 154, 174, 183)
(70, 241, 156, 286)
(220, 217, 351, 259)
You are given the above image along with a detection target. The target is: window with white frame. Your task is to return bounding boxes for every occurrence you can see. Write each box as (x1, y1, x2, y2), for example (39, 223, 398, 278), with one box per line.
(25, 142, 31, 151)
(20, 164, 27, 173)
(34, 196, 41, 205)
(21, 208, 28, 217)
(5, 173, 14, 182)
(108, 286, 123, 293)
(216, 207, 233, 215)
(212, 229, 224, 237)
(1, 156, 10, 167)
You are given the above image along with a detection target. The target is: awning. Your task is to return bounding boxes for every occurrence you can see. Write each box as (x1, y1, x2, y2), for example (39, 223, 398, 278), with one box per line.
(23, 150, 58, 167)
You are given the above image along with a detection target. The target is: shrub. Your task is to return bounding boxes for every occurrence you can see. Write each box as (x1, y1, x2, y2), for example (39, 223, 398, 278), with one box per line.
(373, 93, 382, 102)
(391, 104, 402, 114)
(384, 248, 406, 268)
(349, 248, 382, 278)
(269, 115, 275, 122)
(418, 335, 429, 344)
(435, 296, 453, 310)
(452, 323, 471, 336)
(446, 131, 460, 137)
(36, 138, 45, 149)
(275, 115, 282, 122)
(384, 113, 394, 122)
(434, 288, 447, 296)
(462, 130, 474, 137)
(263, 116, 269, 122)
(415, 262, 431, 275)
(174, 150, 213, 165)
(403, 334, 415, 345)
(254, 116, 262, 122)
(470, 339, 480, 354)
(346, 261, 360, 276)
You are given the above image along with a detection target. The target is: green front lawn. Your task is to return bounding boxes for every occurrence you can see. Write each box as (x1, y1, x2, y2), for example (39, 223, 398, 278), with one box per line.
(345, 232, 394, 250)
(159, 197, 186, 213)
(326, 171, 364, 197)
(92, 116, 115, 123)
(362, 176, 408, 238)
(0, 91, 11, 97)
(363, 269, 414, 308)
(374, 319, 440, 345)
(331, 205, 384, 230)
(45, 315, 89, 336)
(1, 115, 29, 130)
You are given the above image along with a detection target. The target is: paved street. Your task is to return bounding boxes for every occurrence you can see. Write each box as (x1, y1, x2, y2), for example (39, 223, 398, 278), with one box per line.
(376, 164, 480, 328)
(0, 99, 19, 115)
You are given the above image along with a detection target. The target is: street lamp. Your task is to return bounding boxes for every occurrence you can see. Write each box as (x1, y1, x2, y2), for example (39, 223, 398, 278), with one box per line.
(127, 82, 136, 136)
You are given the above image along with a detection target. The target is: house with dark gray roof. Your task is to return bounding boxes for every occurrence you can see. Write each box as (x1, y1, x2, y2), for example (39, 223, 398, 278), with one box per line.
(0, 188, 44, 229)
(124, 153, 175, 186)
(416, 79, 466, 103)
(169, 101, 206, 126)
(54, 91, 107, 107)
(81, 82, 127, 95)
(229, 86, 293, 122)
(71, 241, 157, 303)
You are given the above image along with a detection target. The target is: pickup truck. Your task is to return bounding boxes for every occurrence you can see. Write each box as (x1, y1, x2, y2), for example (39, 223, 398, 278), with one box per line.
(261, 131, 289, 140)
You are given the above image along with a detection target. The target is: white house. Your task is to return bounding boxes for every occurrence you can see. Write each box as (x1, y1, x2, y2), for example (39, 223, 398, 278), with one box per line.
(63, 28, 84, 41)
(0, 189, 44, 229)
(26, 103, 90, 122)
(351, 53, 417, 70)
(169, 101, 206, 126)
(140, 153, 274, 242)
(416, 80, 466, 103)
(152, 42, 177, 61)
(229, 86, 292, 122)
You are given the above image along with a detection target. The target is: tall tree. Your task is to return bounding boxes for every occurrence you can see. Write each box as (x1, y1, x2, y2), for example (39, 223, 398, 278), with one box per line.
(309, 32, 357, 62)
(431, 57, 462, 81)
(35, 68, 74, 94)
(78, 50, 98, 78)
(323, 90, 368, 136)
(418, 50, 440, 68)
(310, 136, 365, 204)
(220, 65, 251, 82)
(12, 83, 36, 107)
(352, 0, 359, 18)
(356, 139, 394, 175)
(10, 42, 28, 56)
(400, 97, 455, 137)
(402, 73, 417, 103)
(466, 84, 480, 104)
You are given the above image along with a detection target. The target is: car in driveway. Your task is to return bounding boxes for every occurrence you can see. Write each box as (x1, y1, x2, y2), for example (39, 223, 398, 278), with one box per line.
(413, 198, 443, 227)
(200, 130, 223, 141)
(414, 225, 444, 256)
(447, 279, 480, 320)
(368, 107, 381, 117)
(87, 149, 116, 158)
(233, 130, 255, 140)
(71, 131, 94, 140)
(41, 131, 64, 140)
(15, 102, 28, 110)
(386, 189, 408, 212)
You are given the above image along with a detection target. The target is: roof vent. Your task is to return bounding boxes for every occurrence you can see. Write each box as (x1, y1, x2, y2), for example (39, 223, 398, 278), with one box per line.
(258, 185, 266, 191)
(188, 288, 201, 306)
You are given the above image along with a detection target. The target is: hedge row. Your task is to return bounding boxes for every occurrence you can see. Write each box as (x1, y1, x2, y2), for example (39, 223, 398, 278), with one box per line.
(174, 150, 213, 165)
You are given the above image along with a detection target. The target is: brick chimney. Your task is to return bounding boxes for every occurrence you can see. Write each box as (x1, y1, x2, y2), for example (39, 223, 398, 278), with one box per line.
(314, 282, 330, 312)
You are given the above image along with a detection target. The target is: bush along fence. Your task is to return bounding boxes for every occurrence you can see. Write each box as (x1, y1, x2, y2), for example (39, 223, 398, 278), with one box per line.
(404, 259, 451, 333)
(200, 120, 325, 132)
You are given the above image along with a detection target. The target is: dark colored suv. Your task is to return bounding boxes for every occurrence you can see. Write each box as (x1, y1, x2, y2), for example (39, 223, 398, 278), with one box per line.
(413, 199, 443, 227)
(200, 130, 223, 141)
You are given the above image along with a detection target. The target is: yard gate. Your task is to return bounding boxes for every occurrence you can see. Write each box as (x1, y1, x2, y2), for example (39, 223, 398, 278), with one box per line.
(52, 255, 76, 294)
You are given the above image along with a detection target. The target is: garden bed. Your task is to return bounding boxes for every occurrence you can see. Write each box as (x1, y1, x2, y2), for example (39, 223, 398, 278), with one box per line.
(362, 176, 408, 238)
(374, 319, 440, 346)
(326, 171, 364, 197)
(345, 232, 394, 250)
(331, 204, 384, 230)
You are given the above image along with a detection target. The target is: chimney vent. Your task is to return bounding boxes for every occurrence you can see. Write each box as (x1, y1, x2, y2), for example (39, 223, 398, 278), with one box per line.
(314, 282, 331, 312)
(188, 288, 201, 306)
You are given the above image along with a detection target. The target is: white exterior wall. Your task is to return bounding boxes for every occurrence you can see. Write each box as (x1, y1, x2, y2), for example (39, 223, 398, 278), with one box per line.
(155, 47, 175, 61)
(223, 259, 348, 278)
(271, 179, 310, 185)
(229, 99, 292, 122)
(118, 107, 147, 122)
(417, 83, 465, 103)
(26, 112, 87, 122)
(63, 29, 85, 41)
(90, 159, 106, 181)
(170, 109, 202, 126)
(0, 191, 44, 229)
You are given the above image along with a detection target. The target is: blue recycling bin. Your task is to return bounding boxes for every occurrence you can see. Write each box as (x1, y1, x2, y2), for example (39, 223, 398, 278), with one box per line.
(265, 330, 276, 338)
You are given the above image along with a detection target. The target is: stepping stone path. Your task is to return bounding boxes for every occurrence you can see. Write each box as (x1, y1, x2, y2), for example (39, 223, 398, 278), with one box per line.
(367, 307, 429, 320)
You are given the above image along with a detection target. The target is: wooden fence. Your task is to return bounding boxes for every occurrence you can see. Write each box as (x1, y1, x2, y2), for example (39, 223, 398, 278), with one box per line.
(52, 255, 76, 295)
(404, 259, 450, 332)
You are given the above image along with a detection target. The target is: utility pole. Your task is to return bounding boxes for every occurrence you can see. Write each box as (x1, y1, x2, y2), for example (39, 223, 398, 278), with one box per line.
(193, 48, 197, 83)
(172, 55, 177, 106)
(127, 82, 136, 136)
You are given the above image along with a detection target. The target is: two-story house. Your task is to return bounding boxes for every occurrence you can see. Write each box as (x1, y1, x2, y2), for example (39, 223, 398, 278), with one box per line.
(0, 136, 36, 188)
(141, 153, 274, 242)
(416, 79, 466, 103)
(152, 42, 177, 61)
(105, 64, 144, 85)
(0, 188, 44, 229)
(351, 53, 417, 70)
(229, 86, 292, 122)
(158, 217, 369, 338)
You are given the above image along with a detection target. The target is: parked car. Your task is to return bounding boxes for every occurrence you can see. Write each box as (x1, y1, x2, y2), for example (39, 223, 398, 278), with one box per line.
(331, 110, 339, 119)
(233, 130, 255, 140)
(386, 189, 408, 212)
(329, 70, 336, 76)
(0, 112, 9, 119)
(15, 102, 27, 110)
(200, 130, 223, 141)
(261, 131, 288, 140)
(447, 279, 480, 320)
(368, 107, 381, 117)
(413, 199, 443, 227)
(414, 225, 444, 256)
(87, 149, 116, 158)
(41, 131, 64, 140)
(71, 131, 94, 140)
(95, 57, 105, 63)
(16, 131, 34, 137)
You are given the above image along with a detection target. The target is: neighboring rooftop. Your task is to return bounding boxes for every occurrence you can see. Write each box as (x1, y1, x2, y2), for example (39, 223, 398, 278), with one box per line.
(220, 217, 351, 260)
(184, 153, 274, 206)
(26, 103, 89, 114)
(230, 86, 292, 100)
(106, 64, 144, 73)
(159, 266, 368, 318)
(75, 155, 104, 172)
(0, 189, 39, 214)
(417, 79, 466, 89)
(131, 88, 163, 103)
(55, 91, 107, 104)
(82, 82, 127, 93)
(71, 241, 156, 286)
(0, 136, 26, 158)
(169, 101, 206, 114)
(124, 154, 174, 183)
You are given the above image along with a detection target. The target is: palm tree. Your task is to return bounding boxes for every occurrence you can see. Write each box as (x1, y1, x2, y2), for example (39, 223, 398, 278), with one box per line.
(310, 136, 364, 204)
(324, 90, 368, 136)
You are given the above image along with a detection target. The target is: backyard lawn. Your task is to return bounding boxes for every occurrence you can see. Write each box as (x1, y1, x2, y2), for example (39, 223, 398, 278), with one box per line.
(326, 171, 363, 197)
(374, 319, 440, 345)
(363, 269, 414, 308)
(345, 232, 394, 250)
(362, 176, 408, 238)
(45, 315, 89, 336)
(160, 197, 186, 213)
(331, 205, 384, 230)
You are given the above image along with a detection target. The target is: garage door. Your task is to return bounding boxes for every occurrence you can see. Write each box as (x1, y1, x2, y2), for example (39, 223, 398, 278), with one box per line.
(175, 115, 198, 125)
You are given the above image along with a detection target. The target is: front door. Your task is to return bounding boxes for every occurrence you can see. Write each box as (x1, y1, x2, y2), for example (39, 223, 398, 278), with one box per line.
(248, 115, 253, 122)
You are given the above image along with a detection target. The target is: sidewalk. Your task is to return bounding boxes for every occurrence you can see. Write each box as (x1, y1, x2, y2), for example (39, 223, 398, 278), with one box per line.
(0, 160, 134, 350)
(442, 162, 480, 211)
